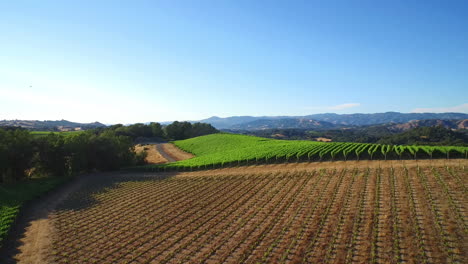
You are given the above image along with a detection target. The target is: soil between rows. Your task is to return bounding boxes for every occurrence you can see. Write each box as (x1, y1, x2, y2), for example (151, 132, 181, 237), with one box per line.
(0, 159, 466, 264)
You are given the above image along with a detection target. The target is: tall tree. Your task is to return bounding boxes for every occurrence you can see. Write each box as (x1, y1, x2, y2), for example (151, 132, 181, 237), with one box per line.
(150, 122, 164, 138)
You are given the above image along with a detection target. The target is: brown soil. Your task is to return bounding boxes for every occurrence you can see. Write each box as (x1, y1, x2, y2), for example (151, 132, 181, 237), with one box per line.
(134, 144, 168, 164)
(168, 159, 467, 178)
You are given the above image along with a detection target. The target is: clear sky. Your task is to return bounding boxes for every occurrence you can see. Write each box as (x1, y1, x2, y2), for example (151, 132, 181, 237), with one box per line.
(1, 0, 467, 124)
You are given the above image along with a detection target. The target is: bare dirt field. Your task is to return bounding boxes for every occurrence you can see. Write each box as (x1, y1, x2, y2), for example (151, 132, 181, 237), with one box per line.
(1, 160, 467, 264)
(134, 144, 168, 164)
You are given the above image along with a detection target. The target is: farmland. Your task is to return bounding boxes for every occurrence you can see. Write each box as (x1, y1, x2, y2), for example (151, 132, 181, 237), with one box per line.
(17, 164, 462, 263)
(30, 131, 84, 137)
(139, 133, 468, 170)
(1, 133, 467, 263)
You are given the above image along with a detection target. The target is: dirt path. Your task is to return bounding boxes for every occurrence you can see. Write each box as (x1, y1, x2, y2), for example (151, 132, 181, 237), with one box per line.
(156, 144, 177, 162)
(0, 173, 97, 264)
(135, 143, 193, 164)
(157, 143, 194, 162)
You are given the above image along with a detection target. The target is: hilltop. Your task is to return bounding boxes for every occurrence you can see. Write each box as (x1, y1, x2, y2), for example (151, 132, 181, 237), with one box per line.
(0, 119, 106, 131)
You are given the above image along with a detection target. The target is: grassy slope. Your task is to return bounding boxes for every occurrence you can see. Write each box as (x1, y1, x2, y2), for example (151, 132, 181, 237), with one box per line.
(175, 133, 322, 156)
(137, 133, 468, 170)
(0, 177, 69, 248)
(141, 133, 329, 169)
(172, 133, 328, 168)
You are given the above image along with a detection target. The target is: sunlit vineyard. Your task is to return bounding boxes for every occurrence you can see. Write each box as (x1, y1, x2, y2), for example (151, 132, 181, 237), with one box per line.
(138, 134, 468, 171)
(30, 131, 84, 137)
(49, 165, 466, 263)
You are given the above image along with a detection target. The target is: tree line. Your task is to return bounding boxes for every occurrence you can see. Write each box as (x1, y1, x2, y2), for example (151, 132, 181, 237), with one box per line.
(0, 121, 218, 183)
(99, 121, 218, 141)
(239, 126, 467, 146)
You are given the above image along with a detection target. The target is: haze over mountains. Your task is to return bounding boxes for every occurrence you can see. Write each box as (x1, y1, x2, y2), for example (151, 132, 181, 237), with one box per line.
(199, 112, 468, 130)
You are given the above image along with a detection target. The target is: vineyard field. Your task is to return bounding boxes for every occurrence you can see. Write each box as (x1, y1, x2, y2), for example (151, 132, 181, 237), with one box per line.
(46, 165, 467, 263)
(138, 133, 468, 171)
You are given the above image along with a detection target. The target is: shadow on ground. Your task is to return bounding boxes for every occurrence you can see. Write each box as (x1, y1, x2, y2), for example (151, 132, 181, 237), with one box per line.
(0, 171, 179, 263)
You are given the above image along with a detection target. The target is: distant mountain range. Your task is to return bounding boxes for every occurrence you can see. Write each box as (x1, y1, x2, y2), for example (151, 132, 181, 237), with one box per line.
(0, 119, 106, 131)
(3, 112, 468, 132)
(230, 118, 336, 130)
(198, 112, 468, 130)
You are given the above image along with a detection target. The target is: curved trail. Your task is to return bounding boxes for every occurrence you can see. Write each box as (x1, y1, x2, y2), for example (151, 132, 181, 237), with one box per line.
(0, 158, 466, 263)
(137, 143, 193, 164)
(156, 144, 176, 162)
(157, 143, 194, 162)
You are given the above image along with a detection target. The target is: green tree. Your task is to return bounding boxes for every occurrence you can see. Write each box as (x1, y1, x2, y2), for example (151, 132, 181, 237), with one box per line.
(165, 121, 188, 140)
(191, 122, 218, 137)
(0, 129, 34, 182)
(64, 132, 92, 174)
(34, 133, 67, 176)
(165, 121, 218, 140)
(150, 122, 164, 138)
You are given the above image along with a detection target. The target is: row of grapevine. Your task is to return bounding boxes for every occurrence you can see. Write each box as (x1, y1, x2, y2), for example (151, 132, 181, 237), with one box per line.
(129, 134, 468, 171)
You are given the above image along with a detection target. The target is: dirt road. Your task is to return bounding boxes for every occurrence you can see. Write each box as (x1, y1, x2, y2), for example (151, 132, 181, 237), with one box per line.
(157, 143, 194, 162)
(136, 143, 193, 164)
(0, 173, 96, 263)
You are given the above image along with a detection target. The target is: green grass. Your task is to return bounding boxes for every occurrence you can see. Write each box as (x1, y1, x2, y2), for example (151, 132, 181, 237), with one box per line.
(31, 131, 84, 137)
(0, 177, 69, 248)
(135, 133, 468, 171)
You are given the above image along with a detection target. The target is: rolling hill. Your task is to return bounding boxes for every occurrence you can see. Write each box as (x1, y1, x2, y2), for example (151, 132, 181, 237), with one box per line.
(0, 119, 106, 131)
(136, 133, 468, 170)
(230, 118, 336, 130)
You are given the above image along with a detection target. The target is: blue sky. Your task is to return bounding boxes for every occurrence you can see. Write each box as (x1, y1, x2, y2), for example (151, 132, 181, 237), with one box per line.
(1, 0, 467, 123)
